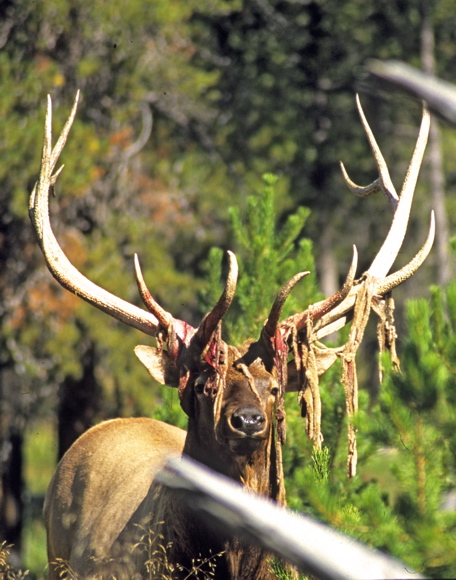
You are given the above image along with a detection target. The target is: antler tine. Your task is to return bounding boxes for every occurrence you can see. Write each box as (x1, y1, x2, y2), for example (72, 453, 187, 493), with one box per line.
(264, 271, 310, 337)
(294, 99, 433, 479)
(29, 93, 159, 337)
(196, 251, 239, 344)
(50, 91, 80, 173)
(368, 103, 430, 278)
(314, 211, 434, 341)
(283, 245, 358, 333)
(340, 94, 399, 210)
(30, 93, 81, 215)
(376, 211, 435, 294)
(316, 103, 431, 340)
(134, 254, 174, 329)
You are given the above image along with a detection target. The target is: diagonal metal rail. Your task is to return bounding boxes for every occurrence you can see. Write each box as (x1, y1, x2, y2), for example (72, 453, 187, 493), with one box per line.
(367, 59, 456, 125)
(158, 457, 424, 580)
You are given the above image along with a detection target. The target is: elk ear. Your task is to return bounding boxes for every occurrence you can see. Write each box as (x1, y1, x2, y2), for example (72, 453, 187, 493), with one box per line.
(134, 345, 179, 387)
(286, 349, 339, 392)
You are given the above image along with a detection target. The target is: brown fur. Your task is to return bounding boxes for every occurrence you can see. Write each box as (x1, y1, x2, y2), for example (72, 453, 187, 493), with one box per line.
(44, 347, 291, 579)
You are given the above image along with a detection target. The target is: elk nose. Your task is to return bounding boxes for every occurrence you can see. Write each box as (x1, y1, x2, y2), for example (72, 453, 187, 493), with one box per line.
(231, 406, 265, 436)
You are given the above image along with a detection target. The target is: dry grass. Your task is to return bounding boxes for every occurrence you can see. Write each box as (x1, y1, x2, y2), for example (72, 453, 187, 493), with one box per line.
(137, 523, 223, 580)
(46, 524, 224, 580)
(0, 542, 29, 580)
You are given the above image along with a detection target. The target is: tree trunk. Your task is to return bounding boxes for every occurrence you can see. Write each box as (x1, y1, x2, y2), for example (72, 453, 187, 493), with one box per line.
(0, 366, 24, 566)
(421, 2, 452, 286)
(57, 343, 100, 460)
(319, 222, 338, 297)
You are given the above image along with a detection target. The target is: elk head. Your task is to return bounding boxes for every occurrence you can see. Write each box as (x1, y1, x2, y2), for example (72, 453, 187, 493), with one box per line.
(30, 92, 434, 479)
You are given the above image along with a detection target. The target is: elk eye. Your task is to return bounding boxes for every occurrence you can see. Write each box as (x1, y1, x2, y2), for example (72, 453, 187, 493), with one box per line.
(194, 381, 205, 395)
(271, 386, 279, 397)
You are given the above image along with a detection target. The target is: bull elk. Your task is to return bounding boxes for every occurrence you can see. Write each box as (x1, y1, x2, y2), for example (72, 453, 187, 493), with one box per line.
(30, 92, 434, 579)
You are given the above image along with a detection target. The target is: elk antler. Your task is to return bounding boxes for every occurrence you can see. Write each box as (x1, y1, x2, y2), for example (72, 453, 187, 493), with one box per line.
(266, 96, 434, 477)
(195, 250, 239, 347)
(135, 250, 238, 360)
(29, 93, 160, 336)
(279, 246, 359, 334)
(340, 94, 399, 211)
(134, 253, 174, 330)
(263, 271, 310, 338)
(314, 98, 433, 341)
(30, 93, 239, 365)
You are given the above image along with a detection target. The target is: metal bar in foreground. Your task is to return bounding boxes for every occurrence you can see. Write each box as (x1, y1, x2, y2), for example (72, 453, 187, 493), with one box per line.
(367, 59, 456, 126)
(157, 457, 424, 580)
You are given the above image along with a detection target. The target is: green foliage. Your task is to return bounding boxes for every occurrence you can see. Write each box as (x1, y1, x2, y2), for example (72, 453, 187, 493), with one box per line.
(24, 422, 56, 495)
(195, 1, 432, 219)
(365, 290, 456, 577)
(1, 0, 241, 432)
(22, 518, 47, 580)
(3, 1, 456, 577)
(206, 170, 456, 578)
(311, 446, 331, 483)
(150, 388, 188, 431)
(386, 299, 448, 412)
(268, 559, 301, 580)
(204, 173, 321, 577)
(202, 174, 317, 345)
(1, 4, 240, 574)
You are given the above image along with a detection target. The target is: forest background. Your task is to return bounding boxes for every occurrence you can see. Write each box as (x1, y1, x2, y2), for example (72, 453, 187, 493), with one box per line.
(1, 0, 456, 578)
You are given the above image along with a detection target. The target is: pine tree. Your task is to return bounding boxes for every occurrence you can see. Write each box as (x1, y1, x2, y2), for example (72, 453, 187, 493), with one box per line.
(202, 173, 318, 343)
(207, 174, 456, 579)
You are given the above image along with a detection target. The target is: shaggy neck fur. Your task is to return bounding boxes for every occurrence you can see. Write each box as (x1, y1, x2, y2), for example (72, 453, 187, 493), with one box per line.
(146, 416, 288, 579)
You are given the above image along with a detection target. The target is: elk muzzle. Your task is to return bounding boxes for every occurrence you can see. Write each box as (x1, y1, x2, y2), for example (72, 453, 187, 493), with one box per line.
(230, 405, 266, 436)
(225, 404, 268, 455)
